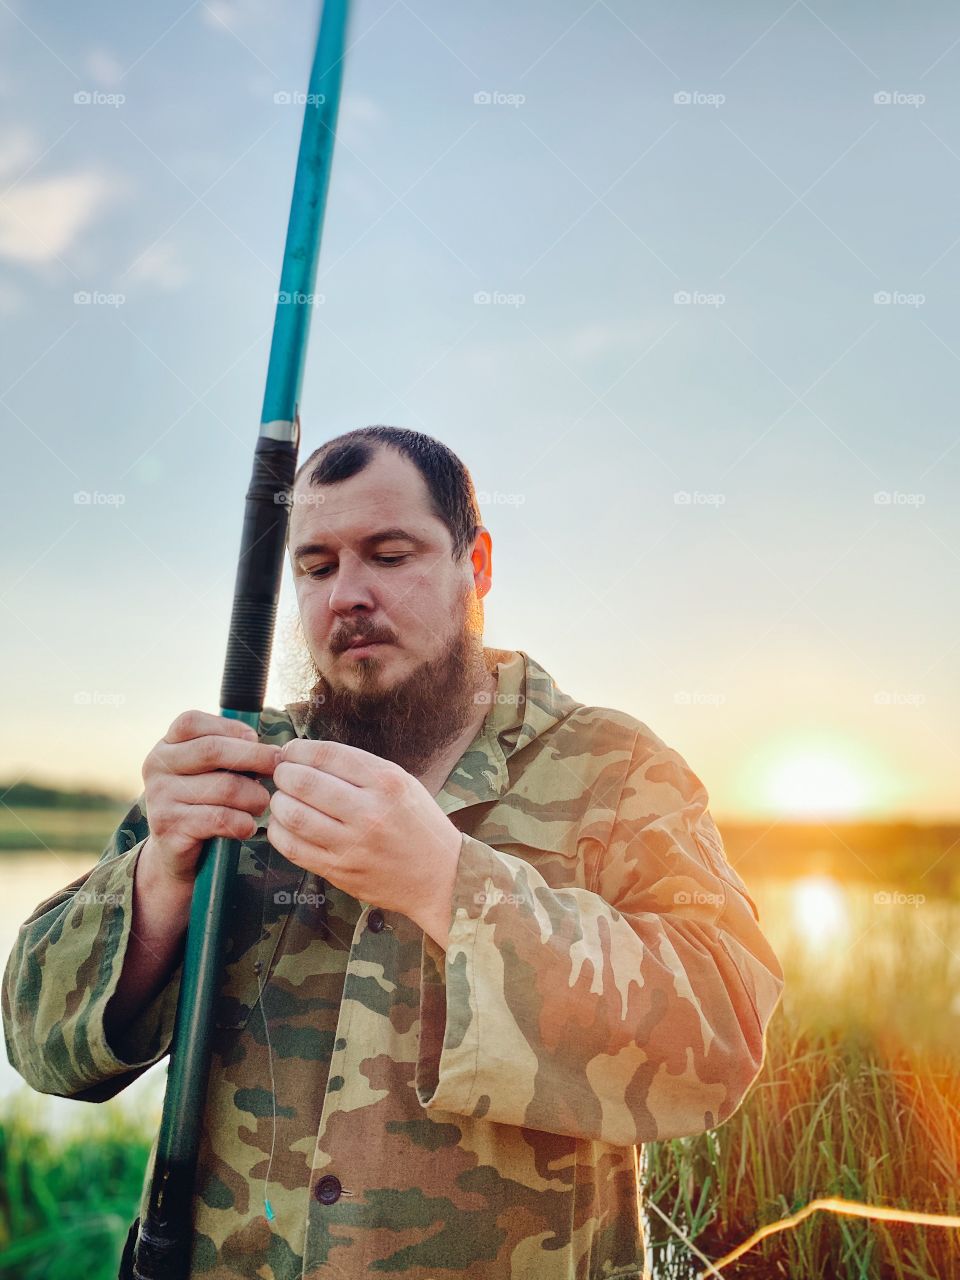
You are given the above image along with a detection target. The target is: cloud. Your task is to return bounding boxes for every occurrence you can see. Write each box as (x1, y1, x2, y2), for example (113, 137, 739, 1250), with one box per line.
(201, 0, 275, 30)
(339, 93, 384, 146)
(85, 47, 125, 88)
(0, 171, 119, 265)
(0, 128, 38, 182)
(125, 242, 189, 290)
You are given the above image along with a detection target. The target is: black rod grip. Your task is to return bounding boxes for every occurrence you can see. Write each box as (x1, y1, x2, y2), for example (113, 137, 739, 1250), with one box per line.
(220, 438, 298, 711)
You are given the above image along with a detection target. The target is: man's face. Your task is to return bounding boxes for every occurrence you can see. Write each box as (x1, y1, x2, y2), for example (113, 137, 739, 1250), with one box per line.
(288, 446, 490, 696)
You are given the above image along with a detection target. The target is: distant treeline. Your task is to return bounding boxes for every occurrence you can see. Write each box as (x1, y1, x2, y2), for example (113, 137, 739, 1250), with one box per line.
(719, 819, 960, 898)
(0, 783, 957, 897)
(1, 779, 125, 810)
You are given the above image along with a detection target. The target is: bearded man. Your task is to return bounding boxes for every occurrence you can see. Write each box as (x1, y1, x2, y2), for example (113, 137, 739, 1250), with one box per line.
(3, 426, 783, 1280)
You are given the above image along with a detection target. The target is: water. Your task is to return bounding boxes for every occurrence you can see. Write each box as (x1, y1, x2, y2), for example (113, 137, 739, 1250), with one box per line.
(1, 852, 165, 1131)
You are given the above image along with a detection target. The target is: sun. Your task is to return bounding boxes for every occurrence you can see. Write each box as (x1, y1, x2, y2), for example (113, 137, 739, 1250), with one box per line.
(767, 752, 871, 818)
(749, 737, 883, 819)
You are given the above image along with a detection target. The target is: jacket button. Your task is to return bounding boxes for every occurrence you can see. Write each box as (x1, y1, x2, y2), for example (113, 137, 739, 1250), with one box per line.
(367, 909, 385, 933)
(315, 1174, 342, 1205)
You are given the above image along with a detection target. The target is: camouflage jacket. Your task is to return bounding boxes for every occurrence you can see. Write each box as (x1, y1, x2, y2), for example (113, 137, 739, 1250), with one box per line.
(3, 648, 783, 1280)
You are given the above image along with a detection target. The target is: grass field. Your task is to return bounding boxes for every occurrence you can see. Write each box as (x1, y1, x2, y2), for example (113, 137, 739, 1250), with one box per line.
(1, 815, 957, 1278)
(0, 805, 128, 855)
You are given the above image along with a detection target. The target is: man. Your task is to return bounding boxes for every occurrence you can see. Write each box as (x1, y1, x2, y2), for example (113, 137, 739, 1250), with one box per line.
(3, 426, 784, 1280)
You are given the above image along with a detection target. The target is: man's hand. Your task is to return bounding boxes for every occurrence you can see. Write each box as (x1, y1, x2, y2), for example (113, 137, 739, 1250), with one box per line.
(269, 740, 463, 949)
(106, 710, 280, 1049)
(141, 709, 281, 887)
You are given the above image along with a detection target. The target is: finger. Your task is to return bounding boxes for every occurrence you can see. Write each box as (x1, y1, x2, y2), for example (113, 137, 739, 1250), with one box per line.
(267, 813, 334, 871)
(170, 804, 260, 843)
(165, 710, 260, 745)
(273, 760, 356, 821)
(279, 738, 391, 787)
(159, 736, 281, 778)
(169, 773, 271, 815)
(269, 790, 343, 846)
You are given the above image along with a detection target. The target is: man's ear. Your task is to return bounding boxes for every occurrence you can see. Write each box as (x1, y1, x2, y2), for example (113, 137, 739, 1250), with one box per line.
(470, 527, 493, 599)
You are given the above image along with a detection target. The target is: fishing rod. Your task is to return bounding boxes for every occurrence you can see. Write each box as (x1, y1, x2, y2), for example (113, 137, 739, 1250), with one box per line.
(123, 2, 351, 1275)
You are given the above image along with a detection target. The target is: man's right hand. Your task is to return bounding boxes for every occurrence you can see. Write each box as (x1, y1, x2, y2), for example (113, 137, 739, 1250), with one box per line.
(140, 710, 282, 887)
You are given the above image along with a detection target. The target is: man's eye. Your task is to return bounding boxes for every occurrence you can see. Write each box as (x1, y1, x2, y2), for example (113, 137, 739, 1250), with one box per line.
(304, 555, 409, 579)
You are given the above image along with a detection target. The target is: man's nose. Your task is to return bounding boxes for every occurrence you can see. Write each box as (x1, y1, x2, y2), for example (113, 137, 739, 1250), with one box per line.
(327, 555, 377, 614)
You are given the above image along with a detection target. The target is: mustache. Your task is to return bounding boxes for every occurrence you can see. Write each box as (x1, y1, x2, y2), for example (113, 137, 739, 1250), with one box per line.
(330, 622, 398, 654)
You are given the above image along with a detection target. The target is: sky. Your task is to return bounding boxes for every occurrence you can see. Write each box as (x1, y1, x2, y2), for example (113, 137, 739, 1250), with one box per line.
(1, 0, 958, 822)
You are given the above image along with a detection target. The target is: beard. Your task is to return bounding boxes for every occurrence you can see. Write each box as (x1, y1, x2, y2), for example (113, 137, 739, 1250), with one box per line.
(298, 586, 490, 777)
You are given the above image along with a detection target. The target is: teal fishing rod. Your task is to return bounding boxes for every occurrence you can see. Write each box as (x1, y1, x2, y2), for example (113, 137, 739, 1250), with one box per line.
(124, 2, 351, 1275)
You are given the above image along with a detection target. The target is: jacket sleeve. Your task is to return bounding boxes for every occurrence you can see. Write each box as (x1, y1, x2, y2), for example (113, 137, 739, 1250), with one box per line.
(1, 794, 183, 1101)
(415, 730, 784, 1146)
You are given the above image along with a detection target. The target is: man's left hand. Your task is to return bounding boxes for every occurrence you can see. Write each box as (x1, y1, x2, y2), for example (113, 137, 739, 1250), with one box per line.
(268, 739, 463, 950)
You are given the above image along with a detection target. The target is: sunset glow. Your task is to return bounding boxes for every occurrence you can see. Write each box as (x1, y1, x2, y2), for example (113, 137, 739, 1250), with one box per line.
(758, 746, 877, 819)
(791, 875, 850, 949)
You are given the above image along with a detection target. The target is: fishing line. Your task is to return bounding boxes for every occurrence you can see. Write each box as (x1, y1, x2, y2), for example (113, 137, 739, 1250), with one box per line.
(697, 1196, 960, 1275)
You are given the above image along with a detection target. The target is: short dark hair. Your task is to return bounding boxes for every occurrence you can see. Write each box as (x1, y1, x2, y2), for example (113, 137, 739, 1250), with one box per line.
(296, 426, 482, 560)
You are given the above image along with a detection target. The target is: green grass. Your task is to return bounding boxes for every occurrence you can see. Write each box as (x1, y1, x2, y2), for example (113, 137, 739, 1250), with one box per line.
(0, 1100, 150, 1279)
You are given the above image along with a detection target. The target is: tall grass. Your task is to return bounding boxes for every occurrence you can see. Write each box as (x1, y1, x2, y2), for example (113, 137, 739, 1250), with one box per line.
(0, 1099, 149, 1280)
(644, 883, 960, 1278)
